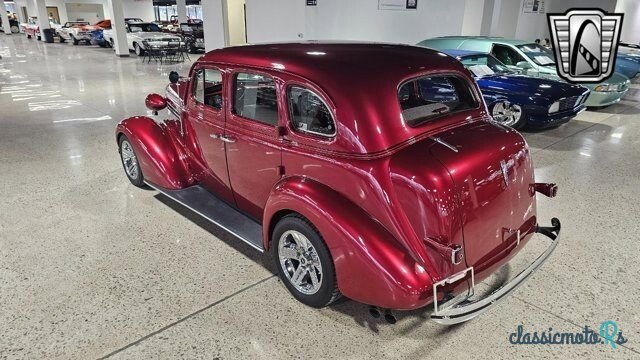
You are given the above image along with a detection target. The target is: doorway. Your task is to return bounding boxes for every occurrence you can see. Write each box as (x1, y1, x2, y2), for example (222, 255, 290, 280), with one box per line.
(46, 7, 60, 25)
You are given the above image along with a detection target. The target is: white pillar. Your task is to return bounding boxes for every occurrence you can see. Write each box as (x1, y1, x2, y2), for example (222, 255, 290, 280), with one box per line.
(33, 0, 49, 41)
(176, 0, 188, 24)
(0, 0, 11, 35)
(107, 0, 129, 57)
(202, 0, 228, 51)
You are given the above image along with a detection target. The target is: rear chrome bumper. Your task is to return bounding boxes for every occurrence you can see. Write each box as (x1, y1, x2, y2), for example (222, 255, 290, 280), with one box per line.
(430, 218, 561, 325)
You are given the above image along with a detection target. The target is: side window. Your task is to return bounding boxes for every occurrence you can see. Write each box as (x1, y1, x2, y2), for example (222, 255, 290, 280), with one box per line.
(233, 72, 278, 126)
(192, 69, 223, 110)
(398, 75, 478, 126)
(192, 70, 204, 104)
(491, 44, 524, 66)
(287, 86, 335, 137)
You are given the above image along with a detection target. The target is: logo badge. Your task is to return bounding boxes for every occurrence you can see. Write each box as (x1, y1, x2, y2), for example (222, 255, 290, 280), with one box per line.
(548, 8, 624, 83)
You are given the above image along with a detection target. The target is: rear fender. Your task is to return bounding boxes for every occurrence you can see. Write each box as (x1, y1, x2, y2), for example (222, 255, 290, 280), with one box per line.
(263, 176, 435, 309)
(116, 116, 193, 189)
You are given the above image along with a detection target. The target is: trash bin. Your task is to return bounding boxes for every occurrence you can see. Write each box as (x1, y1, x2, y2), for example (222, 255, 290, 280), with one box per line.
(43, 28, 55, 43)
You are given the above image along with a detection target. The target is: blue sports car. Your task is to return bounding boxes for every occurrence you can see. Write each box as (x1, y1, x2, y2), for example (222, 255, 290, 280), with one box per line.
(443, 49, 590, 129)
(89, 29, 108, 47)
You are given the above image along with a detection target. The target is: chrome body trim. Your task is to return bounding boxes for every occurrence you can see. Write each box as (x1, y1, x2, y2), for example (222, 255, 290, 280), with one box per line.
(431, 137, 459, 153)
(431, 218, 561, 325)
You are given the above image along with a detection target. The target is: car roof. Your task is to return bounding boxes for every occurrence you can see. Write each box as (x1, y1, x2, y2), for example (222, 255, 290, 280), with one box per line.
(434, 36, 530, 44)
(199, 42, 479, 155)
(200, 42, 461, 82)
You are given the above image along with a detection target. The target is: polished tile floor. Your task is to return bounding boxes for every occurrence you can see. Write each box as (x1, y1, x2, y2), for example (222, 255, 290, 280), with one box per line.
(1, 36, 639, 360)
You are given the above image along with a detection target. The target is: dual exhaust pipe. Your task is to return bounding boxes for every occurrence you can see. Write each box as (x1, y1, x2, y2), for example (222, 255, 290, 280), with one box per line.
(369, 306, 397, 324)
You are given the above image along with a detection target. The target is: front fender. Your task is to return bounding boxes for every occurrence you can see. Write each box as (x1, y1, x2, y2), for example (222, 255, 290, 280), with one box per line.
(263, 176, 435, 310)
(116, 116, 192, 189)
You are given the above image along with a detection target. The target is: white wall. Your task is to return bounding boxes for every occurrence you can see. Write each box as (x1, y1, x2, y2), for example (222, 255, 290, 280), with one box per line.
(246, 0, 467, 45)
(462, 0, 485, 35)
(121, 0, 154, 22)
(514, 0, 550, 41)
(65, 3, 104, 23)
(616, 0, 640, 44)
(15, 0, 112, 24)
(489, 0, 520, 38)
(246, 0, 304, 43)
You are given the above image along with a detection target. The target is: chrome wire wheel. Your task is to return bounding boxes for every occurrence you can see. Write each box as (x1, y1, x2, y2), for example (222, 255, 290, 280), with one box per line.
(492, 102, 522, 127)
(120, 140, 139, 180)
(278, 230, 323, 295)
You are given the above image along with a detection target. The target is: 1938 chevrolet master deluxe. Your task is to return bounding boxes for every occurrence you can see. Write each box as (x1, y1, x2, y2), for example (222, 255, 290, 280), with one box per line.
(116, 43, 561, 324)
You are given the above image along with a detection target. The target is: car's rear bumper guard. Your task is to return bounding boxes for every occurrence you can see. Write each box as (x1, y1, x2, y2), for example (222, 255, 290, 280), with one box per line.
(430, 218, 561, 325)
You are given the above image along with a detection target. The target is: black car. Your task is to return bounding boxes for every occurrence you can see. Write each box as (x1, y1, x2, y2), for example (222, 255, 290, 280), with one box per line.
(177, 23, 204, 53)
(0, 17, 20, 33)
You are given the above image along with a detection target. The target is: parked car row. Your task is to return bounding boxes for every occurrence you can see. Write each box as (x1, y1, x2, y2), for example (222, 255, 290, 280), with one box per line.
(19, 18, 203, 55)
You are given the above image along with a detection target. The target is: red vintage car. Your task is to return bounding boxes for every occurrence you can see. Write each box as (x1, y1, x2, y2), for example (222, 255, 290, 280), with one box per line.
(116, 43, 561, 324)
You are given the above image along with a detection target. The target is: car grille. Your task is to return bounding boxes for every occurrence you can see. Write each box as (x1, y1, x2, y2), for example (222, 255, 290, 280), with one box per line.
(558, 95, 584, 111)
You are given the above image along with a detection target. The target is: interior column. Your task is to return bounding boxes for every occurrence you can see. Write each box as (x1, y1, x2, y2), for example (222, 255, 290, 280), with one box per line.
(202, 0, 228, 51)
(33, 0, 49, 41)
(176, 0, 188, 24)
(107, 0, 130, 57)
(0, 0, 11, 34)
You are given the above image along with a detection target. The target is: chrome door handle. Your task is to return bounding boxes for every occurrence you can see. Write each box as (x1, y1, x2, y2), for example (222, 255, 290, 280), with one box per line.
(210, 134, 236, 143)
(219, 136, 236, 143)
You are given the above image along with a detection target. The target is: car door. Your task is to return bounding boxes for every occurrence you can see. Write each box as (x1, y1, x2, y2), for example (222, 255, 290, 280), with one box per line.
(224, 70, 283, 220)
(185, 66, 235, 204)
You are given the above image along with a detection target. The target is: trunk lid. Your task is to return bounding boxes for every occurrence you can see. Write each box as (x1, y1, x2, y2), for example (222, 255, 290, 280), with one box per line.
(429, 121, 537, 271)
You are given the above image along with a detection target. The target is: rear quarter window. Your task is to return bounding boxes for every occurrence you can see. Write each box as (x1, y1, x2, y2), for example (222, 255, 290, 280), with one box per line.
(399, 75, 478, 126)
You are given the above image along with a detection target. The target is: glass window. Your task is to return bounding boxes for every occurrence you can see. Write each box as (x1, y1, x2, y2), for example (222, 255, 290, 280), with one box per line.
(459, 54, 514, 76)
(192, 69, 223, 110)
(287, 86, 335, 137)
(128, 23, 161, 33)
(233, 73, 278, 126)
(490, 44, 525, 66)
(516, 43, 556, 66)
(398, 75, 477, 126)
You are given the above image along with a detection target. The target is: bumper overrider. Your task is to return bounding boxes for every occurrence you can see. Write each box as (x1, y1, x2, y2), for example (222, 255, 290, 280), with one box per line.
(430, 218, 561, 325)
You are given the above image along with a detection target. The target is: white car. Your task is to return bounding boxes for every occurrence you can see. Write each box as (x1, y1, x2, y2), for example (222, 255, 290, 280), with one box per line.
(103, 22, 182, 56)
(20, 17, 61, 40)
(56, 21, 91, 45)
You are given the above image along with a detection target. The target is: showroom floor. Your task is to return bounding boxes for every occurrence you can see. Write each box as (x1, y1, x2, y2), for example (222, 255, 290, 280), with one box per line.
(1, 36, 639, 360)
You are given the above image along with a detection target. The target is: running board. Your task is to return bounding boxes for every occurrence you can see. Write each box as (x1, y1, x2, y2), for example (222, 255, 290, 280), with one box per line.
(146, 183, 264, 252)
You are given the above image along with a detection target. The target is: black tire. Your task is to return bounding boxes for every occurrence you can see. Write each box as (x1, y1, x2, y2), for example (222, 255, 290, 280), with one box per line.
(72, 35, 79, 45)
(59, 36, 65, 43)
(134, 43, 144, 56)
(272, 214, 341, 308)
(512, 111, 527, 130)
(27, 34, 31, 39)
(118, 135, 145, 187)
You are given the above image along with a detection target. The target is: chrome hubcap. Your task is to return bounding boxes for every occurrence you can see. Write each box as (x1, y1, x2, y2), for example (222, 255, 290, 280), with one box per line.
(278, 230, 323, 295)
(492, 102, 522, 127)
(120, 140, 139, 179)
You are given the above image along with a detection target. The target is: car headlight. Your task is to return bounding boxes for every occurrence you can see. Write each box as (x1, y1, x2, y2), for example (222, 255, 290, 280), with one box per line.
(594, 84, 619, 92)
(548, 101, 560, 114)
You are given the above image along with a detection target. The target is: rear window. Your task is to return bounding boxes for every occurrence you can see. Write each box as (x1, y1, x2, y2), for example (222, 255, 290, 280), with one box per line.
(398, 75, 478, 126)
